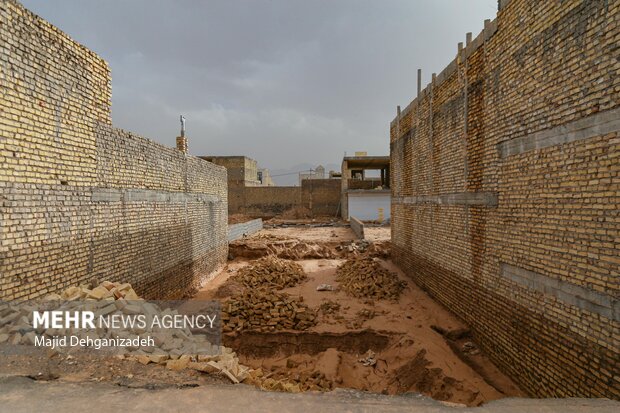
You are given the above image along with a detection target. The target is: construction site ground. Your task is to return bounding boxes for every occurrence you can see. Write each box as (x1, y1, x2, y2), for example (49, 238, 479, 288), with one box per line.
(2, 375, 619, 413)
(1, 220, 618, 412)
(201, 222, 522, 407)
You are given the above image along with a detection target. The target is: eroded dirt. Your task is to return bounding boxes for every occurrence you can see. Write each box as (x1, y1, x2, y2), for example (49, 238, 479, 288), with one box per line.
(201, 224, 524, 406)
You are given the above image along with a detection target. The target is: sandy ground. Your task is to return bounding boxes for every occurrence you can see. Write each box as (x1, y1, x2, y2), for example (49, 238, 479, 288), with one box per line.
(198, 224, 523, 406)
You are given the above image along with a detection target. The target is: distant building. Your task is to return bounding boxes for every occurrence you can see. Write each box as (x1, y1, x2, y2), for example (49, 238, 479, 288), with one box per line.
(201, 156, 274, 187)
(257, 168, 274, 186)
(200, 155, 275, 215)
(298, 164, 327, 185)
(340, 155, 390, 222)
(200, 156, 263, 187)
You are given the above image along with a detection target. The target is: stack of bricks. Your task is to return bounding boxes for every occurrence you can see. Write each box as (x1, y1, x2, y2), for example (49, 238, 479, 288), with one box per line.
(390, 0, 618, 399)
(176, 136, 188, 154)
(0, 0, 228, 300)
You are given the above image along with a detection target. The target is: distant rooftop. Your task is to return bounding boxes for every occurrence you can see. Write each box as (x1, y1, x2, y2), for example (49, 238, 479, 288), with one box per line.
(343, 156, 389, 169)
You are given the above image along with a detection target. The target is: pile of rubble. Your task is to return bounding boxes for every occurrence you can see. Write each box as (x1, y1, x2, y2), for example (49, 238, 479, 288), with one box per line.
(0, 281, 251, 384)
(50, 280, 140, 301)
(335, 258, 406, 300)
(339, 240, 371, 253)
(335, 240, 390, 259)
(235, 256, 306, 289)
(319, 300, 341, 315)
(222, 290, 317, 332)
(246, 369, 334, 392)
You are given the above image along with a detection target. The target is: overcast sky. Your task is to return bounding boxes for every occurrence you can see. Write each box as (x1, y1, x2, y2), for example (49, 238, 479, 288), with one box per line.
(22, 0, 497, 170)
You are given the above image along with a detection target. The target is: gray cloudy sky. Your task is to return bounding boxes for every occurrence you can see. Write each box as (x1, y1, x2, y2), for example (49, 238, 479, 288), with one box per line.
(22, 0, 497, 171)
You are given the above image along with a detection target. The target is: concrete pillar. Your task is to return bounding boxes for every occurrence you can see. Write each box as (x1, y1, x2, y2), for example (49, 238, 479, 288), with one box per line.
(396, 105, 401, 138)
(417, 68, 422, 97)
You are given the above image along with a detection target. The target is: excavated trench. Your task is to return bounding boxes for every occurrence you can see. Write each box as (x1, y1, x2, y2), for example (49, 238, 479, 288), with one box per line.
(223, 330, 393, 358)
(206, 225, 523, 406)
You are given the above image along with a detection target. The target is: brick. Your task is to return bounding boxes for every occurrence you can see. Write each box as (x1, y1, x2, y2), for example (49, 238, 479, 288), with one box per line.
(389, 0, 619, 399)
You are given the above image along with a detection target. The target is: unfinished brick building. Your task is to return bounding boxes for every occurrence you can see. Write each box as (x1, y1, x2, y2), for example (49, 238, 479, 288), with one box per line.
(0, 0, 228, 299)
(390, 0, 618, 398)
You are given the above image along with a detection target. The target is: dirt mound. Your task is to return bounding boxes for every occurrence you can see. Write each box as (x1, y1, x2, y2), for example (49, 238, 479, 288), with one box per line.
(233, 332, 486, 405)
(335, 257, 405, 300)
(235, 256, 306, 289)
(222, 290, 317, 332)
(388, 349, 481, 404)
(229, 239, 339, 260)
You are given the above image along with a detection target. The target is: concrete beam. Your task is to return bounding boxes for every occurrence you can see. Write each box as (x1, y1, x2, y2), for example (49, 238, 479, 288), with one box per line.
(501, 263, 619, 322)
(497, 107, 620, 158)
(350, 216, 365, 240)
(228, 219, 263, 242)
(393, 192, 498, 207)
(417, 69, 422, 97)
(91, 188, 221, 204)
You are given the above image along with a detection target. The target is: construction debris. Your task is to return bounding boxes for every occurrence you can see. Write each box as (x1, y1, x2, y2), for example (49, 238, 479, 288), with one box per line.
(222, 290, 317, 332)
(246, 368, 334, 392)
(316, 284, 335, 291)
(335, 258, 405, 300)
(0, 281, 251, 384)
(319, 300, 341, 316)
(358, 350, 377, 367)
(235, 256, 306, 289)
(462, 342, 480, 355)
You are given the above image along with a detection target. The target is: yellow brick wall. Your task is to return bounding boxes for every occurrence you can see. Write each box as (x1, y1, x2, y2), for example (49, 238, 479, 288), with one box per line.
(390, 0, 619, 398)
(0, 0, 227, 299)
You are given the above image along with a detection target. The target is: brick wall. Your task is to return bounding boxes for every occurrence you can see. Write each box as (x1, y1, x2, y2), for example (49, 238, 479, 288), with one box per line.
(0, 0, 228, 300)
(390, 0, 619, 398)
(300, 179, 341, 217)
(229, 180, 341, 218)
(230, 186, 301, 217)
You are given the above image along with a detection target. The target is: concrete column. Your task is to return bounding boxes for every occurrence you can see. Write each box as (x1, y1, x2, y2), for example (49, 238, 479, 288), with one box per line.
(417, 69, 422, 97)
(396, 105, 401, 139)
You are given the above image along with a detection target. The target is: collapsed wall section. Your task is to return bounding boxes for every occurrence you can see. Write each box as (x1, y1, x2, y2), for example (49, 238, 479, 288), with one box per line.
(390, 0, 619, 398)
(0, 0, 227, 300)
